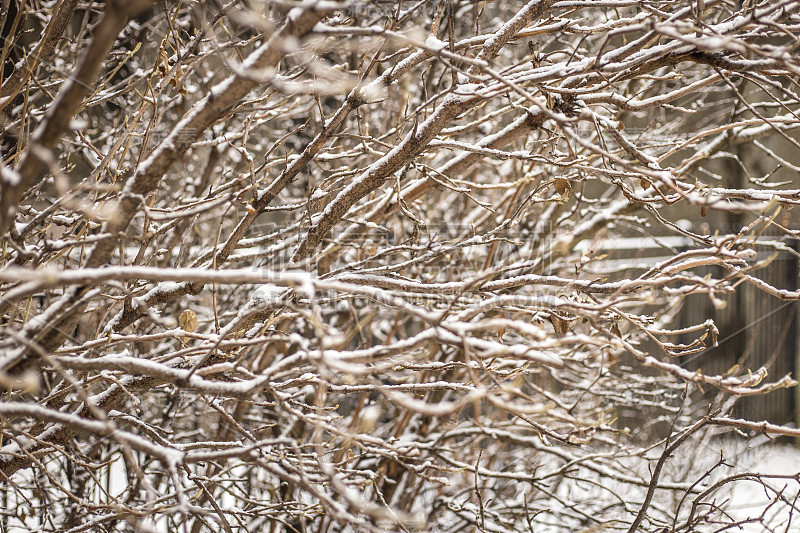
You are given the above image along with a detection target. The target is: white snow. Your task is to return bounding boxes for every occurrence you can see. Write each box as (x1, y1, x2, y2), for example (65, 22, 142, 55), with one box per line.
(1, 165, 21, 187)
(693, 438, 800, 533)
(251, 283, 283, 305)
(424, 34, 447, 51)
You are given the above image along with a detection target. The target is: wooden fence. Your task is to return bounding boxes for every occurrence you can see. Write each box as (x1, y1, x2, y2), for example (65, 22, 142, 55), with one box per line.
(587, 233, 800, 428)
(676, 242, 799, 426)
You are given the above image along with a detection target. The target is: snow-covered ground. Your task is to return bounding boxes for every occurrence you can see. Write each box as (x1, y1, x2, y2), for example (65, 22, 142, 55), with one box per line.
(715, 439, 800, 532)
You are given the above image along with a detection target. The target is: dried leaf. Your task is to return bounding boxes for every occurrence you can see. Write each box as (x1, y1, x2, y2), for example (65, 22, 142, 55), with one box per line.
(528, 41, 540, 68)
(498, 311, 506, 339)
(178, 309, 198, 333)
(723, 364, 740, 378)
(171, 64, 186, 94)
(550, 313, 569, 334)
(554, 178, 571, 196)
(157, 48, 169, 77)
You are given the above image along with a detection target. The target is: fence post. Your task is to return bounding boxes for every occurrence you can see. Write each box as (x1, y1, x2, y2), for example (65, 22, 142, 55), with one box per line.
(793, 237, 800, 433)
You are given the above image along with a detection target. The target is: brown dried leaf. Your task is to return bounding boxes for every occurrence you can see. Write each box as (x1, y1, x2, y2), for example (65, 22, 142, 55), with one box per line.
(171, 64, 186, 94)
(550, 313, 569, 334)
(157, 48, 169, 77)
(554, 178, 571, 196)
(178, 309, 198, 333)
